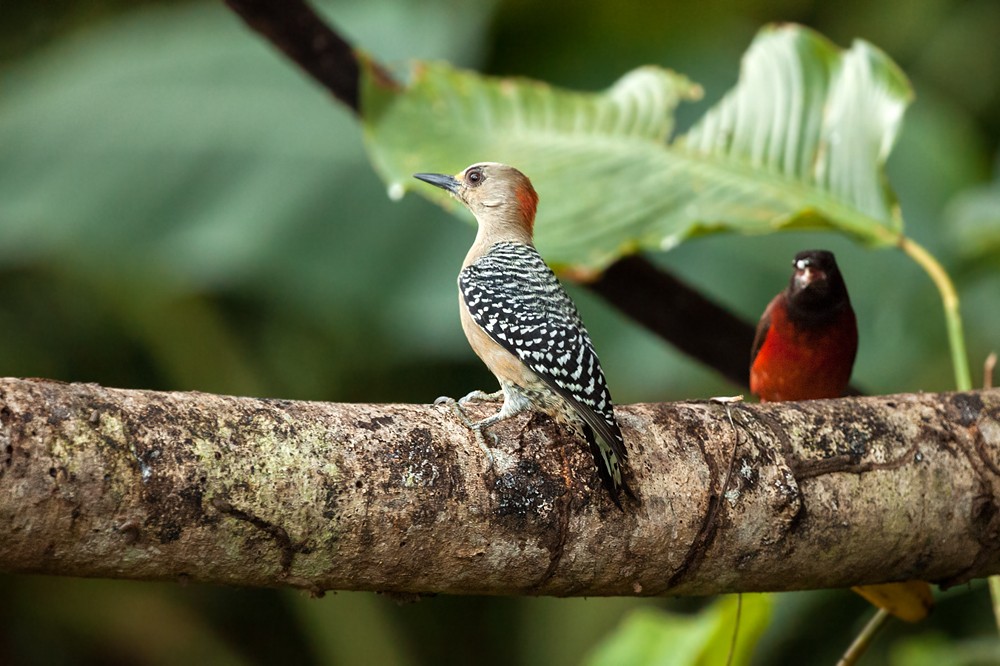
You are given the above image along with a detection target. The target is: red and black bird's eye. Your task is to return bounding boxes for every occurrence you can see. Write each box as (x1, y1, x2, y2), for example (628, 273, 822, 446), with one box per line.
(466, 167, 484, 186)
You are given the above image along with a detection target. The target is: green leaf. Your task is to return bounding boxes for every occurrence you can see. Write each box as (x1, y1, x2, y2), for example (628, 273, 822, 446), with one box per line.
(680, 25, 911, 241)
(363, 24, 913, 271)
(585, 595, 772, 666)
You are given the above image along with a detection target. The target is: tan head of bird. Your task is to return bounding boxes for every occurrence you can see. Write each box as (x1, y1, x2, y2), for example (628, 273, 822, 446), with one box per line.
(414, 162, 539, 239)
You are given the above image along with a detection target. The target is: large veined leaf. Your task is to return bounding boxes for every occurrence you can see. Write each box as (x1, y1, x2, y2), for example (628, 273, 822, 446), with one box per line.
(362, 24, 913, 271)
(680, 26, 910, 242)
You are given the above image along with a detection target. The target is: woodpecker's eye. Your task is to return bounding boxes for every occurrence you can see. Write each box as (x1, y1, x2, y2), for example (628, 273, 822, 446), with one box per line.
(466, 168, 484, 186)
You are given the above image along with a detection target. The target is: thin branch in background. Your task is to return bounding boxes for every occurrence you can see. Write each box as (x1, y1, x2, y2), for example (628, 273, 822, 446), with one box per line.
(224, 0, 363, 113)
(590, 256, 756, 387)
(836, 609, 889, 666)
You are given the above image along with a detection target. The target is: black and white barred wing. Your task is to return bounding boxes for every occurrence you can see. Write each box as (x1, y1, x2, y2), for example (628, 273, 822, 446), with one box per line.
(459, 242, 627, 463)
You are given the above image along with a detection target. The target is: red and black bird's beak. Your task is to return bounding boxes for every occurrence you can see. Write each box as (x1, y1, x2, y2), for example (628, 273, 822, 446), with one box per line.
(413, 172, 461, 194)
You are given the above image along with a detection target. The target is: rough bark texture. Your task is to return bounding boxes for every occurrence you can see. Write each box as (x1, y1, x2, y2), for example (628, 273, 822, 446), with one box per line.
(2, 378, 998, 596)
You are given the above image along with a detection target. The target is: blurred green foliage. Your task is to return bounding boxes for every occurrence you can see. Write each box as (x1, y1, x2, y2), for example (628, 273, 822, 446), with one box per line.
(1, 0, 998, 664)
(586, 595, 772, 666)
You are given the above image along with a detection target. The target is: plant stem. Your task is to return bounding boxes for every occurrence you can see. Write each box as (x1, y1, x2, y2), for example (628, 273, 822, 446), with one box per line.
(989, 577, 1000, 634)
(837, 609, 889, 666)
(898, 236, 972, 391)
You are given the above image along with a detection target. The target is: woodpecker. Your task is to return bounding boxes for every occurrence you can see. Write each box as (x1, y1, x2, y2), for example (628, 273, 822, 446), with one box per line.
(414, 162, 631, 506)
(751, 249, 932, 623)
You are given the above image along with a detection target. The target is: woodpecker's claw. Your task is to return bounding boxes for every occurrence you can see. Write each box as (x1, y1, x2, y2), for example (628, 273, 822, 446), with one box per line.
(470, 426, 498, 469)
(472, 422, 500, 447)
(458, 389, 503, 405)
(436, 396, 501, 471)
(437, 396, 475, 428)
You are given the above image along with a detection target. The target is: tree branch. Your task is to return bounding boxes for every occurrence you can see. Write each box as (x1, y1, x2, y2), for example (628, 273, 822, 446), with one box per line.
(221, 0, 780, 389)
(224, 0, 363, 112)
(2, 378, 998, 595)
(587, 255, 757, 387)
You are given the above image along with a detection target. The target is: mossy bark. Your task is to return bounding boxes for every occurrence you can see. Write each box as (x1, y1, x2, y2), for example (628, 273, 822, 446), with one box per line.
(1, 378, 998, 596)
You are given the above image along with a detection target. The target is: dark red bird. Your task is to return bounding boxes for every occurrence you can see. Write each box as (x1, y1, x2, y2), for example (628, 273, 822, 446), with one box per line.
(750, 249, 932, 623)
(750, 250, 857, 401)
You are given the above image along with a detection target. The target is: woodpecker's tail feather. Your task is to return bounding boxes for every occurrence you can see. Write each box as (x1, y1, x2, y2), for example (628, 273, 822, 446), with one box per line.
(582, 424, 633, 510)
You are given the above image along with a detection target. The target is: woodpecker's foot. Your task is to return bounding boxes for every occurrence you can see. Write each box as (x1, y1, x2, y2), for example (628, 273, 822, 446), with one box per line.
(471, 418, 505, 471)
(436, 396, 477, 428)
(471, 422, 501, 447)
(437, 394, 502, 446)
(458, 389, 503, 405)
(437, 397, 501, 468)
(470, 425, 499, 470)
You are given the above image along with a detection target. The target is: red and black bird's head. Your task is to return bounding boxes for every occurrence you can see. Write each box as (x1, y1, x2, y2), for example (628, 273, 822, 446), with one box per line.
(750, 250, 857, 402)
(784, 250, 851, 323)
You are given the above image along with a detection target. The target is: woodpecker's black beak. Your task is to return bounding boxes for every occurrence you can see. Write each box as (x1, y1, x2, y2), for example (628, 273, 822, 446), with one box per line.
(413, 172, 461, 194)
